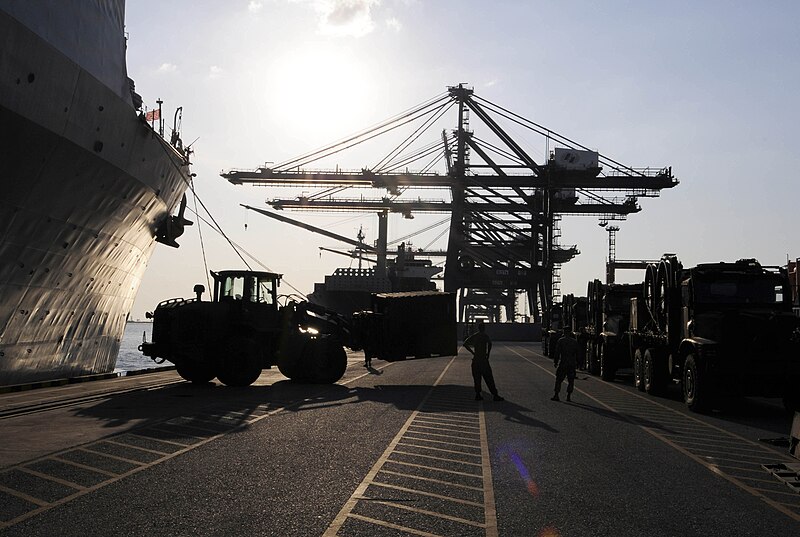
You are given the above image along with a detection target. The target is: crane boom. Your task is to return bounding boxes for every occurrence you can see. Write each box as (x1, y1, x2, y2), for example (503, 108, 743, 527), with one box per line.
(241, 204, 376, 252)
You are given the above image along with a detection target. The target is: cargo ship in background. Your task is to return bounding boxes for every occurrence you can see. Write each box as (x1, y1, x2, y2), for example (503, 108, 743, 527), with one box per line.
(0, 1, 192, 385)
(308, 242, 442, 317)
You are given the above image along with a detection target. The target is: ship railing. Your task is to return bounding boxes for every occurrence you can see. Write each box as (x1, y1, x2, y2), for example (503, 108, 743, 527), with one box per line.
(332, 268, 378, 277)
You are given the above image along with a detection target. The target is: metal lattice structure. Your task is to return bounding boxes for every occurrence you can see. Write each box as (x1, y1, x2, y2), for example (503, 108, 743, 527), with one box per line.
(222, 84, 677, 322)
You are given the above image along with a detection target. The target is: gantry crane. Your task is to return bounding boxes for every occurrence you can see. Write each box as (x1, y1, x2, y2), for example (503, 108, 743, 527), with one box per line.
(222, 84, 677, 322)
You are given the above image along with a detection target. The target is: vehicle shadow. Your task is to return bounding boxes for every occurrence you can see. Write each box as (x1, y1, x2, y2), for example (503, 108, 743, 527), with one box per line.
(67, 380, 474, 440)
(580, 374, 792, 436)
(565, 400, 678, 434)
(693, 396, 794, 436)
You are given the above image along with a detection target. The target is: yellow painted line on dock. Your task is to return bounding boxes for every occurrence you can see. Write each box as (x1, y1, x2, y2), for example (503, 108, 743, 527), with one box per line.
(506, 344, 800, 524)
(345, 512, 443, 537)
(371, 499, 487, 528)
(478, 397, 499, 537)
(50, 456, 120, 478)
(101, 438, 171, 456)
(17, 466, 85, 491)
(369, 481, 484, 507)
(323, 356, 500, 537)
(0, 482, 49, 507)
(392, 449, 484, 466)
(402, 434, 479, 450)
(385, 459, 484, 478)
(378, 469, 484, 491)
(397, 441, 481, 457)
(404, 429, 480, 442)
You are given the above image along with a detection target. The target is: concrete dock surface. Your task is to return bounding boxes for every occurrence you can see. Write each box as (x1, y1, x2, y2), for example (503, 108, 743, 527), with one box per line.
(1, 343, 798, 536)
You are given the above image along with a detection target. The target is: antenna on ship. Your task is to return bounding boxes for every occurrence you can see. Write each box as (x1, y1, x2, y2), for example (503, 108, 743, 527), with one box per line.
(356, 226, 366, 270)
(156, 98, 164, 137)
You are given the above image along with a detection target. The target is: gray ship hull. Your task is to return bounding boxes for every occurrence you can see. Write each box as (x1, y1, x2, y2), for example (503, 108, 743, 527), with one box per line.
(0, 5, 190, 385)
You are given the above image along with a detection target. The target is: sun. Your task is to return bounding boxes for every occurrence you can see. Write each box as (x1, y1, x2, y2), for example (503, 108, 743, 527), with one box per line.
(266, 45, 376, 140)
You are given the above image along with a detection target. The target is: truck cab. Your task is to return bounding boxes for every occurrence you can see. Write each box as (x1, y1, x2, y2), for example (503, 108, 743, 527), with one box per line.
(678, 261, 799, 404)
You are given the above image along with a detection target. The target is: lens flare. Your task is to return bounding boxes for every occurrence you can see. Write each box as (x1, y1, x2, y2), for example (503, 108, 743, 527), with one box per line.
(538, 526, 562, 537)
(508, 450, 539, 497)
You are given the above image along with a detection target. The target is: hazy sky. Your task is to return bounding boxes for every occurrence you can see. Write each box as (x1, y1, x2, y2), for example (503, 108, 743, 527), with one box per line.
(125, 0, 800, 319)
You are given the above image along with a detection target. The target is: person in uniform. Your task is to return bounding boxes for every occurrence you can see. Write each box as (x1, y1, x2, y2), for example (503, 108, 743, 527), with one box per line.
(551, 327, 579, 402)
(463, 321, 504, 401)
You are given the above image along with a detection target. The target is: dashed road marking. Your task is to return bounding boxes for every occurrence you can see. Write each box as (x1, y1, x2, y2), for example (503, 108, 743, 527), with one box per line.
(323, 356, 499, 537)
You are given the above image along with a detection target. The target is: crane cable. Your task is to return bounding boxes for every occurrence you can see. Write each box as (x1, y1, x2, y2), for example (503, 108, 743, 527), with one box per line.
(473, 95, 644, 177)
(153, 122, 312, 297)
(184, 205, 306, 297)
(373, 100, 455, 173)
(388, 216, 450, 246)
(273, 93, 450, 170)
(189, 178, 212, 292)
(422, 225, 450, 251)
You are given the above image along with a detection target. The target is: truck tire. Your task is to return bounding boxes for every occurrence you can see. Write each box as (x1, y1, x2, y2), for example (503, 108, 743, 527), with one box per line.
(643, 348, 666, 395)
(599, 343, 616, 382)
(683, 354, 710, 412)
(217, 339, 262, 387)
(176, 361, 216, 384)
(587, 341, 599, 375)
(633, 349, 646, 392)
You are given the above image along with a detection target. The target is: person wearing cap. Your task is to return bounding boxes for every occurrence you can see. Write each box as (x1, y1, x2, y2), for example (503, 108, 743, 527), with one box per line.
(463, 321, 504, 401)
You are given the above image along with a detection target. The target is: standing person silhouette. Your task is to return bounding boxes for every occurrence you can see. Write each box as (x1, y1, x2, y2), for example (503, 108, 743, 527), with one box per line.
(551, 327, 579, 402)
(463, 321, 504, 401)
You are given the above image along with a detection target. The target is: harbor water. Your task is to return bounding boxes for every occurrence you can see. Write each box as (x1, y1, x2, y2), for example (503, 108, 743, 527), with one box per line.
(115, 322, 157, 373)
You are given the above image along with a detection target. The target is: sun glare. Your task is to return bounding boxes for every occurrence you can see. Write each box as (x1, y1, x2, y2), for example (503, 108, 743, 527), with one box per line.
(267, 46, 375, 140)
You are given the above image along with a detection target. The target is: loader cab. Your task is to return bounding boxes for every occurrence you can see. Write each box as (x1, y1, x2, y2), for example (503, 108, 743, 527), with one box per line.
(212, 270, 281, 308)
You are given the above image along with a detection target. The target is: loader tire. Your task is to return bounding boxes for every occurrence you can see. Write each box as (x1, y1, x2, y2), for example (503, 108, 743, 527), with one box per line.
(176, 361, 216, 384)
(217, 339, 262, 387)
(302, 335, 347, 384)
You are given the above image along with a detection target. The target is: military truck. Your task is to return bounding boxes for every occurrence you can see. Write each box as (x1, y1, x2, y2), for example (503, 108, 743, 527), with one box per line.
(627, 255, 800, 411)
(584, 279, 642, 380)
(140, 270, 456, 387)
(541, 302, 563, 357)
